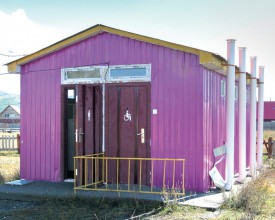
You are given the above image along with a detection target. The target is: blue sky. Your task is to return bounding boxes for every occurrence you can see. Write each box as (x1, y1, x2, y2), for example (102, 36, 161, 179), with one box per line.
(0, 0, 274, 100)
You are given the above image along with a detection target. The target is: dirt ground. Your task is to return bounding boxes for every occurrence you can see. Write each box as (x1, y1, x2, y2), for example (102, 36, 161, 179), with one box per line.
(0, 197, 162, 219)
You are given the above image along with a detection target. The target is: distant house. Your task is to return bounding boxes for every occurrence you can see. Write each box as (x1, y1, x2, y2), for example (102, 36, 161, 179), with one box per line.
(0, 105, 20, 130)
(263, 101, 275, 130)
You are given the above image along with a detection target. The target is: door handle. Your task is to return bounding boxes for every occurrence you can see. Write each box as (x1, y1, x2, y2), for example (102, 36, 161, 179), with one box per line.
(137, 128, 145, 144)
(75, 129, 78, 143)
(78, 128, 84, 144)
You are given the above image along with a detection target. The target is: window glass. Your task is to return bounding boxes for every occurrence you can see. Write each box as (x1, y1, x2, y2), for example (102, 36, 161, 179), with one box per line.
(221, 80, 226, 97)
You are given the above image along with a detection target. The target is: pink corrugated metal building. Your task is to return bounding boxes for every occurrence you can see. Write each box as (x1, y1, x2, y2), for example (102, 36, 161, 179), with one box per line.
(263, 102, 275, 121)
(258, 101, 275, 130)
(6, 25, 251, 192)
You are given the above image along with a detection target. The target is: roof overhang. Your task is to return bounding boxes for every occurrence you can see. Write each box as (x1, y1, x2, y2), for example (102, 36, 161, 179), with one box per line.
(6, 24, 228, 74)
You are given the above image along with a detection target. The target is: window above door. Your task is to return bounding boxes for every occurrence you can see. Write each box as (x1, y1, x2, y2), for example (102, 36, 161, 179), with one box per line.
(108, 64, 151, 82)
(61, 64, 151, 84)
(61, 66, 104, 84)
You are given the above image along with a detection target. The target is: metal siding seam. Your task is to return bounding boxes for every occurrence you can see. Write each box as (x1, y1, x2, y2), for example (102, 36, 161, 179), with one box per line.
(50, 71, 56, 181)
(41, 71, 46, 180)
(35, 72, 41, 180)
(30, 71, 36, 180)
(55, 72, 61, 181)
(45, 69, 51, 181)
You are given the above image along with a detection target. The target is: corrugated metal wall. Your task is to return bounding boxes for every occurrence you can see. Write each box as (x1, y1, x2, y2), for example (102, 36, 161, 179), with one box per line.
(202, 68, 226, 190)
(150, 48, 204, 192)
(202, 70, 252, 190)
(20, 32, 206, 191)
(263, 101, 275, 120)
(20, 68, 61, 181)
(20, 31, 251, 192)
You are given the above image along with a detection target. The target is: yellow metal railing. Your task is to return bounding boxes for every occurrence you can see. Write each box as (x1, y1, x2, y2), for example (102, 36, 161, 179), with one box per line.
(74, 154, 185, 195)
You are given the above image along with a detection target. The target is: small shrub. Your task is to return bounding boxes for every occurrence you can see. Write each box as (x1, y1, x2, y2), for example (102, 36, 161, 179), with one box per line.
(222, 171, 271, 218)
(161, 184, 185, 212)
(267, 158, 275, 169)
(0, 168, 20, 183)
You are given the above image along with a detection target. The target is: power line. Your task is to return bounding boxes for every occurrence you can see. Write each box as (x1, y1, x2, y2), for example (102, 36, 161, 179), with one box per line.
(0, 53, 27, 57)
(0, 73, 20, 75)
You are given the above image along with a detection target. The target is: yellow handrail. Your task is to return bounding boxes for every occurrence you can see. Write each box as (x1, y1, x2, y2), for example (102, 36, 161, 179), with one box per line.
(74, 153, 185, 196)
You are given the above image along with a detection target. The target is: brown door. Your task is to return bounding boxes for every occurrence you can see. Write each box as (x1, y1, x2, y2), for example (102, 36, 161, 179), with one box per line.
(105, 83, 151, 185)
(75, 84, 102, 186)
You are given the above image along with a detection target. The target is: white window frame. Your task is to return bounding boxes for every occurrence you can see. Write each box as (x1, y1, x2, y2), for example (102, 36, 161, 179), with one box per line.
(221, 80, 226, 97)
(107, 64, 151, 83)
(61, 66, 107, 84)
(61, 64, 151, 84)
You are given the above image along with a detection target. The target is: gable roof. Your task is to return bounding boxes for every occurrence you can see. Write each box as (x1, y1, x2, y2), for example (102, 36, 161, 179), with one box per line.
(0, 105, 20, 115)
(6, 24, 227, 74)
(10, 105, 20, 114)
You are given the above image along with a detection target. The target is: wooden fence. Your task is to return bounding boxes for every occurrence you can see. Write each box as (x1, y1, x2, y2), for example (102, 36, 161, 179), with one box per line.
(0, 135, 19, 151)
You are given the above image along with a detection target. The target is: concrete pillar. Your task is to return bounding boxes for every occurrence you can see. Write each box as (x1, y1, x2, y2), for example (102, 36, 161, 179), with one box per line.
(250, 57, 257, 177)
(238, 47, 247, 182)
(225, 39, 236, 190)
(257, 66, 265, 168)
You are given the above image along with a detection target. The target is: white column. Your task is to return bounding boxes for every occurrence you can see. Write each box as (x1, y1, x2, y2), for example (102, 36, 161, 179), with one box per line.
(225, 39, 236, 190)
(250, 57, 257, 177)
(238, 47, 247, 182)
(257, 66, 265, 168)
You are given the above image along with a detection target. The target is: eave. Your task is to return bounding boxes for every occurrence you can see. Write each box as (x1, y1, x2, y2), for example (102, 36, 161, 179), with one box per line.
(6, 24, 227, 74)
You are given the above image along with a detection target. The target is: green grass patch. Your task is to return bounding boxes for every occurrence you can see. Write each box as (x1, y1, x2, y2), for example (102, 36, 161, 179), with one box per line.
(0, 197, 163, 219)
(0, 151, 19, 157)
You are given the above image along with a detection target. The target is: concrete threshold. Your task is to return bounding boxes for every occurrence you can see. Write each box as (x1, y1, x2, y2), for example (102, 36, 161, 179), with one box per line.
(180, 175, 253, 210)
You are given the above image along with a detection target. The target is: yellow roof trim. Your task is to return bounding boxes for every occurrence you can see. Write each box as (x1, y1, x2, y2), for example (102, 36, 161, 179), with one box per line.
(6, 24, 226, 73)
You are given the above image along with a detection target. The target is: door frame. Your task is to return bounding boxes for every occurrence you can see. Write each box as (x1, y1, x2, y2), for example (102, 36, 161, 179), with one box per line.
(61, 82, 151, 181)
(61, 85, 75, 180)
(104, 82, 151, 157)
(104, 82, 151, 185)
(61, 84, 103, 180)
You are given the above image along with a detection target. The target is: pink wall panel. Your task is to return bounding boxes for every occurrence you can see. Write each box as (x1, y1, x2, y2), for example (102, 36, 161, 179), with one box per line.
(202, 68, 226, 190)
(20, 68, 61, 181)
(20, 32, 250, 192)
(202, 70, 252, 190)
(21, 32, 206, 191)
(150, 49, 204, 192)
(262, 101, 275, 120)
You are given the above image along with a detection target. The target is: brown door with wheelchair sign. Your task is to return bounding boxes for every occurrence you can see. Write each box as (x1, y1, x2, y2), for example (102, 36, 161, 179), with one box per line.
(105, 83, 151, 185)
(74, 84, 102, 187)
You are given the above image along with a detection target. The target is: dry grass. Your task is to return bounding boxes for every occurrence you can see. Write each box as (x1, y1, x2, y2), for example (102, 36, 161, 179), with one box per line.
(219, 160, 275, 220)
(0, 151, 20, 184)
(147, 205, 208, 220)
(263, 130, 275, 140)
